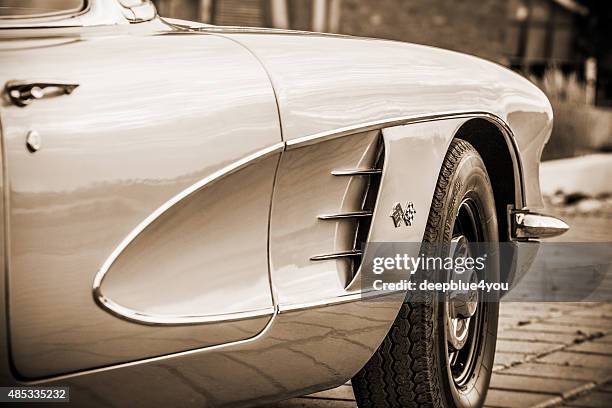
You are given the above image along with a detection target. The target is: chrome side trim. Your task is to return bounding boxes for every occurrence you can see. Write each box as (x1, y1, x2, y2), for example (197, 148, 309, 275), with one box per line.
(286, 111, 508, 149)
(278, 289, 402, 314)
(92, 142, 284, 326)
(194, 24, 352, 39)
(279, 291, 364, 313)
(511, 209, 569, 240)
(310, 250, 363, 261)
(97, 296, 274, 326)
(285, 110, 525, 209)
(318, 211, 373, 220)
(331, 169, 382, 176)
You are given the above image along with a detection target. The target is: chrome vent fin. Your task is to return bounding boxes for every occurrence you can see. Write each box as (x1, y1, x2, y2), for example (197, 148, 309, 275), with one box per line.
(318, 211, 373, 220)
(331, 169, 382, 176)
(310, 250, 363, 261)
(310, 137, 385, 285)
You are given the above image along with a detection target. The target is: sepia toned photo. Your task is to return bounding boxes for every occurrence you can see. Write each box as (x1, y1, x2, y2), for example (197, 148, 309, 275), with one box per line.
(0, 0, 611, 407)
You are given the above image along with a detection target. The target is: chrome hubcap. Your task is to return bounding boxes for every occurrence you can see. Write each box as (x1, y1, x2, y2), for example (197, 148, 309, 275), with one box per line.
(445, 197, 487, 388)
(446, 235, 478, 351)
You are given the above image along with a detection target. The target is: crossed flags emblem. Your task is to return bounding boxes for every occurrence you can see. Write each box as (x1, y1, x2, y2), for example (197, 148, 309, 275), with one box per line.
(390, 202, 416, 228)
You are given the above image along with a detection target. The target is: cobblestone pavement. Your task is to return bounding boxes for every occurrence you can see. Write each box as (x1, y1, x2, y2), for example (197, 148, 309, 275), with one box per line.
(266, 211, 612, 408)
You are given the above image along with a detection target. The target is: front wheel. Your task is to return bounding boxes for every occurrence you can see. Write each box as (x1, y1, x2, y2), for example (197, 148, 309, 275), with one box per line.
(352, 139, 500, 408)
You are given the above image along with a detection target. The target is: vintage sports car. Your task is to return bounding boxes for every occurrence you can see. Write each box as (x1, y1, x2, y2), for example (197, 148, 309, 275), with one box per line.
(0, 1, 569, 407)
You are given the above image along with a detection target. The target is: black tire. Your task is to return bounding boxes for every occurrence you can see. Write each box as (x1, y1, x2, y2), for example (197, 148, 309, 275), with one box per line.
(352, 139, 500, 408)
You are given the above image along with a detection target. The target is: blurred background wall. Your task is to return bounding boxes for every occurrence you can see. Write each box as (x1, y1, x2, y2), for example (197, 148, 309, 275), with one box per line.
(153, 0, 612, 160)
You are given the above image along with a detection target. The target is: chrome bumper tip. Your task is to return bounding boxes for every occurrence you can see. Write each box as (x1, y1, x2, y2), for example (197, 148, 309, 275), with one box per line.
(511, 210, 569, 240)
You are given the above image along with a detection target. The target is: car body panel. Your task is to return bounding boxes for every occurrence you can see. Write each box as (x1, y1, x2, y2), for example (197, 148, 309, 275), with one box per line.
(270, 119, 463, 311)
(216, 31, 552, 210)
(269, 130, 381, 306)
(38, 294, 405, 407)
(2, 118, 475, 408)
(0, 24, 281, 378)
(0, 1, 556, 406)
(96, 152, 280, 325)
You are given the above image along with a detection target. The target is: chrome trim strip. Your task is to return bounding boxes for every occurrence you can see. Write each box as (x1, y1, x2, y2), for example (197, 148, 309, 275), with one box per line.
(279, 291, 363, 313)
(278, 289, 402, 313)
(194, 25, 352, 38)
(331, 169, 382, 176)
(92, 142, 284, 326)
(97, 296, 274, 326)
(318, 210, 373, 220)
(286, 111, 500, 149)
(511, 210, 569, 240)
(310, 250, 363, 261)
(285, 110, 525, 209)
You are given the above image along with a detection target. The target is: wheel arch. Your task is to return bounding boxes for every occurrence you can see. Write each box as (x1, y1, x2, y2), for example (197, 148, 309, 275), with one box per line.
(454, 117, 524, 243)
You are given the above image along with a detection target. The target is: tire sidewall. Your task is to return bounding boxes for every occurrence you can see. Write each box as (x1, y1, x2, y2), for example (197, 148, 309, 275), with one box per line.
(432, 148, 500, 408)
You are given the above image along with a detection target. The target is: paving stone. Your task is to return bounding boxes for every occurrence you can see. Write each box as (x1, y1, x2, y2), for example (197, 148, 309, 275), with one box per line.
(542, 316, 612, 330)
(503, 362, 609, 382)
(497, 329, 585, 344)
(517, 323, 604, 335)
(561, 391, 612, 407)
(537, 351, 612, 369)
(595, 334, 612, 344)
(599, 381, 612, 393)
(567, 342, 612, 355)
(489, 373, 590, 398)
(509, 303, 589, 313)
(498, 303, 572, 320)
(484, 389, 555, 408)
(494, 351, 529, 366)
(499, 310, 551, 320)
(495, 339, 563, 354)
(499, 316, 533, 329)
(539, 303, 597, 313)
(500, 303, 549, 312)
(306, 386, 354, 401)
(570, 307, 612, 319)
(265, 399, 357, 407)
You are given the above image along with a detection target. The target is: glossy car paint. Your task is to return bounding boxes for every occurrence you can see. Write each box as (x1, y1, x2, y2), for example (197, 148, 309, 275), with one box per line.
(218, 30, 552, 210)
(270, 130, 381, 306)
(0, 1, 555, 406)
(97, 153, 280, 325)
(270, 119, 464, 312)
(39, 294, 406, 407)
(0, 23, 281, 377)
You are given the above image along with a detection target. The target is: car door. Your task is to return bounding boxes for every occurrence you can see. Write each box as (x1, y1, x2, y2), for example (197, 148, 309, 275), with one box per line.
(0, 21, 281, 378)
